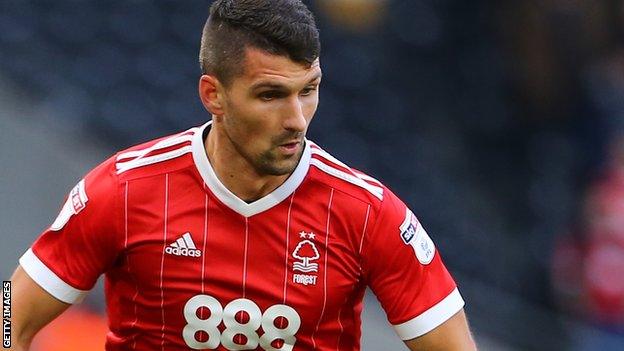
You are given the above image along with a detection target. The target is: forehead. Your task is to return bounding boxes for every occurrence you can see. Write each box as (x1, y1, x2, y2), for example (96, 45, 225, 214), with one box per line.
(236, 47, 321, 88)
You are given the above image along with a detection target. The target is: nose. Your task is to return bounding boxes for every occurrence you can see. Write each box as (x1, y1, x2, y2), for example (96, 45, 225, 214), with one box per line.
(282, 96, 307, 133)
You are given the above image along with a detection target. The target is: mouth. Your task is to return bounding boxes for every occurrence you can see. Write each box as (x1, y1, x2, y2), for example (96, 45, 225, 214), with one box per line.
(278, 140, 302, 154)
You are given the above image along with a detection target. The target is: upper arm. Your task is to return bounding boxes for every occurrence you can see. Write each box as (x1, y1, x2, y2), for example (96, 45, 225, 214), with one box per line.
(19, 158, 123, 303)
(9, 265, 71, 348)
(362, 189, 467, 342)
(10, 157, 123, 348)
(404, 309, 477, 351)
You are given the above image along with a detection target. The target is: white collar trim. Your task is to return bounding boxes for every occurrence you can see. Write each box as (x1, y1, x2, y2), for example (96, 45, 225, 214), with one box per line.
(192, 121, 311, 217)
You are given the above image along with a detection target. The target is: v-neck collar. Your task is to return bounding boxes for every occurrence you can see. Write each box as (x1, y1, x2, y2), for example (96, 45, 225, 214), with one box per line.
(192, 121, 311, 217)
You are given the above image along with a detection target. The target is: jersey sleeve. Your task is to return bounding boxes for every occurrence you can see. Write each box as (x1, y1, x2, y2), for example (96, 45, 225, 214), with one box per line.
(19, 156, 123, 304)
(361, 188, 465, 340)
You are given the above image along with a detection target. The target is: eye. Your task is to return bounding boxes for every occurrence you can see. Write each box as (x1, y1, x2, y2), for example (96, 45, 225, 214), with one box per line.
(300, 86, 317, 96)
(259, 91, 276, 101)
(258, 90, 286, 101)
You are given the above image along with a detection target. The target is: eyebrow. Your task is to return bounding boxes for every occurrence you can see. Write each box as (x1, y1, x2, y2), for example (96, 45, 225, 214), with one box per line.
(250, 72, 323, 91)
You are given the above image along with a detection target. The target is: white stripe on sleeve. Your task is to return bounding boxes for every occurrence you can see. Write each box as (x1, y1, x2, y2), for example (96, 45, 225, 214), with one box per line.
(19, 248, 89, 304)
(393, 288, 465, 340)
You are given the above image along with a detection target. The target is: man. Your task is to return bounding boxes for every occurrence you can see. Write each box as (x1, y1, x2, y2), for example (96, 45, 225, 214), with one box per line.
(9, 0, 477, 350)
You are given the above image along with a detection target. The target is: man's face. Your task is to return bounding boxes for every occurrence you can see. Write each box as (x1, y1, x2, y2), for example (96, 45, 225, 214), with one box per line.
(218, 48, 322, 176)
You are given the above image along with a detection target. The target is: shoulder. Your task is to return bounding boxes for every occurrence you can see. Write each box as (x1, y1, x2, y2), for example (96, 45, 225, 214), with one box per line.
(113, 126, 200, 181)
(73, 126, 200, 207)
(306, 140, 411, 226)
(306, 140, 399, 207)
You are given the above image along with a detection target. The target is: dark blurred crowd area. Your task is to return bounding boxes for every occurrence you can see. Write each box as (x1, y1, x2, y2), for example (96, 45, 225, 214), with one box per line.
(2, 0, 624, 349)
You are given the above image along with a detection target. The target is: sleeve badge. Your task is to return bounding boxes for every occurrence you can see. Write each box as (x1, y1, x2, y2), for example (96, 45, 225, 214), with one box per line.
(399, 208, 435, 265)
(50, 179, 89, 231)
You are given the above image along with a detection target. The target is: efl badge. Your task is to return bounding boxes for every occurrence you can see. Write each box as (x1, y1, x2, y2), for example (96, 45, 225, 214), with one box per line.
(399, 208, 435, 265)
(50, 179, 89, 231)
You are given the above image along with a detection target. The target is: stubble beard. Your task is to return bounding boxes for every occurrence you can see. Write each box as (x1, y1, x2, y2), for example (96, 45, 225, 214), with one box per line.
(256, 145, 303, 176)
(228, 133, 304, 177)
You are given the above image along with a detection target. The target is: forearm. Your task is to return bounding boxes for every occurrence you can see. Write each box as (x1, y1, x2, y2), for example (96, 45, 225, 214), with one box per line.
(404, 310, 477, 351)
(7, 335, 32, 351)
(8, 298, 36, 351)
(7, 266, 71, 351)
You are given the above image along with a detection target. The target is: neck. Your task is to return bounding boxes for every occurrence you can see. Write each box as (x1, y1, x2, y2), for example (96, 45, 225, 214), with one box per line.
(205, 125, 291, 203)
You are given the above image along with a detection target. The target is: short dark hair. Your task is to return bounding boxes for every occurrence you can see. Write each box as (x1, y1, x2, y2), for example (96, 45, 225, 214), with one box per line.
(199, 0, 321, 87)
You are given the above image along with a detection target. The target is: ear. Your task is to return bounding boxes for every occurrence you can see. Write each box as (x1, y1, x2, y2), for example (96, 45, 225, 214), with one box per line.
(198, 75, 225, 116)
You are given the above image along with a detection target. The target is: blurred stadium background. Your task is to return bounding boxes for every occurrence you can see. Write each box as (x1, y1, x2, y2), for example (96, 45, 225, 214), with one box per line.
(1, 0, 624, 350)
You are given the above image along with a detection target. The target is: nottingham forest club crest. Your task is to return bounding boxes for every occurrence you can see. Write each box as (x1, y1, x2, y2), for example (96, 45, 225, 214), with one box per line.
(292, 231, 320, 286)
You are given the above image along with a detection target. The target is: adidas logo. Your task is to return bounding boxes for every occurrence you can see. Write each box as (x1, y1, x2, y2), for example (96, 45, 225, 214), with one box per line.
(165, 232, 202, 257)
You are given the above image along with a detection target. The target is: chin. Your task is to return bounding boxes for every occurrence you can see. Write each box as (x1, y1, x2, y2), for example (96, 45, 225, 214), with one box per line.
(257, 158, 299, 176)
(264, 163, 298, 176)
(255, 149, 302, 176)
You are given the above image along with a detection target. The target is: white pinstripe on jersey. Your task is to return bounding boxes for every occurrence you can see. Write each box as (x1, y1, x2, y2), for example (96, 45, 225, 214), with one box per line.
(124, 181, 140, 351)
(311, 188, 335, 349)
(160, 174, 169, 351)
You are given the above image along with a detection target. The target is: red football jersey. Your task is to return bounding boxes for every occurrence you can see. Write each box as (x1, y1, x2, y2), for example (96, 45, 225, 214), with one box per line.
(21, 122, 464, 350)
